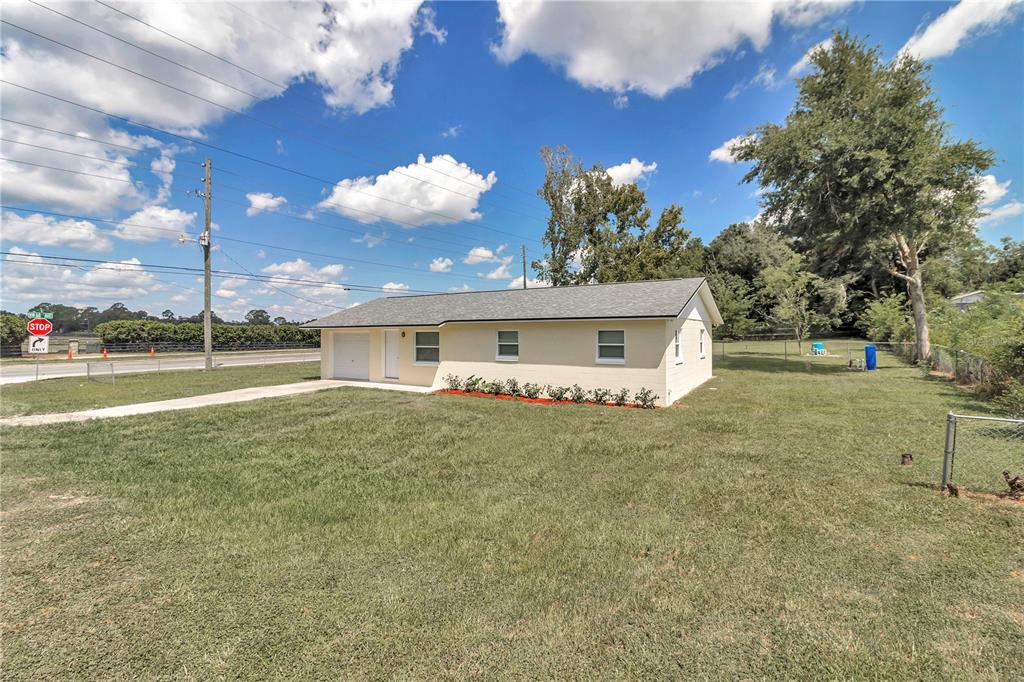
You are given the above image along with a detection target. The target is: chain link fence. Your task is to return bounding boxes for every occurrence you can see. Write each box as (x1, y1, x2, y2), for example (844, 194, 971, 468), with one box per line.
(941, 413, 1024, 498)
(716, 337, 869, 364)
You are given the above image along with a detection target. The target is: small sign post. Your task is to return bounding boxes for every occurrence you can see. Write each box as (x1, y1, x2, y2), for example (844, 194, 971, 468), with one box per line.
(28, 336, 49, 354)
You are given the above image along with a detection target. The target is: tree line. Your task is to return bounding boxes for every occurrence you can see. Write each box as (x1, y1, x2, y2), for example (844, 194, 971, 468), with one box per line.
(0, 302, 306, 334)
(531, 32, 1022, 363)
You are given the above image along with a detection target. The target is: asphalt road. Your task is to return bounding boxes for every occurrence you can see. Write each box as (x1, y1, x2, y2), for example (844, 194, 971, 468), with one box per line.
(0, 351, 321, 385)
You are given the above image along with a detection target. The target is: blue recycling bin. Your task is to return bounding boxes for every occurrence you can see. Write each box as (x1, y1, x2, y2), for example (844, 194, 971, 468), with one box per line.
(865, 344, 877, 371)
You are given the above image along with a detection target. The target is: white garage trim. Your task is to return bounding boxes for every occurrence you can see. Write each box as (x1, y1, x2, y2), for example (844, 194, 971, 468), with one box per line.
(332, 331, 370, 380)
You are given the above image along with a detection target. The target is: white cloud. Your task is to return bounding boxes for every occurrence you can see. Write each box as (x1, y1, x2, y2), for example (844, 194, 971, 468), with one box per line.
(483, 264, 514, 280)
(112, 205, 196, 243)
(353, 233, 386, 248)
(726, 63, 780, 99)
(492, 0, 851, 98)
(977, 174, 1011, 206)
(507, 275, 551, 289)
(441, 124, 462, 138)
(612, 94, 630, 109)
(262, 258, 345, 281)
(978, 200, 1024, 226)
(429, 257, 454, 272)
(462, 246, 512, 265)
(382, 281, 410, 291)
(789, 37, 833, 77)
(448, 282, 473, 292)
(0, 1, 436, 216)
(417, 5, 447, 45)
(709, 135, 754, 163)
(245, 192, 288, 217)
(255, 249, 267, 259)
(606, 158, 658, 187)
(0, 211, 113, 252)
(318, 154, 497, 227)
(900, 0, 1023, 61)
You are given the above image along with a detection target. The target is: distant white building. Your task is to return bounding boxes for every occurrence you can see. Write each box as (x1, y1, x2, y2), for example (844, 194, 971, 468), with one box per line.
(949, 290, 1024, 311)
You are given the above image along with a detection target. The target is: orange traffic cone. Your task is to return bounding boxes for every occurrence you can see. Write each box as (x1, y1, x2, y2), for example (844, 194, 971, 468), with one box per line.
(102, 348, 109, 359)
(149, 346, 155, 357)
(67, 349, 73, 360)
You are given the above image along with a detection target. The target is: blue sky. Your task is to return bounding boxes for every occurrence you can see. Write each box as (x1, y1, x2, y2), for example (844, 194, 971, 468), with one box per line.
(1, 0, 1022, 320)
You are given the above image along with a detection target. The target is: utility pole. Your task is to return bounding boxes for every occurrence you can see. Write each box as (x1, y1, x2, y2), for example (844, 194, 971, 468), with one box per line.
(521, 244, 527, 289)
(201, 159, 213, 370)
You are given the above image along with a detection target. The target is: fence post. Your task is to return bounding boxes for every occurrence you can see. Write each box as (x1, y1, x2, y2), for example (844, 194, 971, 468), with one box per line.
(941, 412, 955, 492)
(784, 340, 788, 363)
(110, 363, 115, 386)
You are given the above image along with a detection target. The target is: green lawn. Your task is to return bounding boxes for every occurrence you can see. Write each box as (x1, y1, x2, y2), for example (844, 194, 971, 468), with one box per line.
(2, 350, 1021, 679)
(0, 362, 320, 417)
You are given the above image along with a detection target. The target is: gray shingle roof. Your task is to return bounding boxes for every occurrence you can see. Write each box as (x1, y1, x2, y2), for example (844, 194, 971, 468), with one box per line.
(303, 278, 709, 328)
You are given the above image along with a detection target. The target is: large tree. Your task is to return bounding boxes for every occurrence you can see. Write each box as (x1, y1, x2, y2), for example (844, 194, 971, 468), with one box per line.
(734, 32, 993, 360)
(533, 145, 701, 285)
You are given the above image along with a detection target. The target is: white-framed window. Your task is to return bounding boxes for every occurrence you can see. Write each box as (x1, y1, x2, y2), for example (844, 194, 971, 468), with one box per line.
(414, 331, 439, 365)
(699, 328, 706, 358)
(496, 330, 519, 361)
(674, 328, 682, 364)
(596, 329, 625, 364)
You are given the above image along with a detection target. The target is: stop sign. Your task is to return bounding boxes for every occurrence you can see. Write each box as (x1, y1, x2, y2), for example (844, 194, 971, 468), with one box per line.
(26, 318, 53, 336)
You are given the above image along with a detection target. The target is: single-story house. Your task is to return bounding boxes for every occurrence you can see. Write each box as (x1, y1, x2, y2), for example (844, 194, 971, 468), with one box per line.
(302, 277, 723, 406)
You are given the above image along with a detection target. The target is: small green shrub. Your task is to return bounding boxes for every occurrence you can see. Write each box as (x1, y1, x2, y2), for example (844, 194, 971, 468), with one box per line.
(463, 375, 483, 392)
(442, 374, 461, 390)
(504, 377, 521, 397)
(521, 383, 542, 399)
(994, 379, 1024, 419)
(590, 388, 612, 404)
(634, 387, 659, 409)
(547, 385, 569, 401)
(483, 380, 504, 395)
(612, 388, 630, 406)
(568, 384, 587, 403)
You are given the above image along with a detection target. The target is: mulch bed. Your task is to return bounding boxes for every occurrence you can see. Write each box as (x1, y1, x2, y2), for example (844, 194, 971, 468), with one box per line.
(434, 389, 650, 408)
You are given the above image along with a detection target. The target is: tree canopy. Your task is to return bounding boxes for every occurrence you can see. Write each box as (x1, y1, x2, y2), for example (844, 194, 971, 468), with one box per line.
(734, 32, 993, 359)
(533, 145, 703, 285)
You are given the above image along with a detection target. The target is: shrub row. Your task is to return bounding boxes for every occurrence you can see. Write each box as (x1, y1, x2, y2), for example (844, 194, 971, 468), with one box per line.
(94, 320, 319, 346)
(442, 374, 659, 409)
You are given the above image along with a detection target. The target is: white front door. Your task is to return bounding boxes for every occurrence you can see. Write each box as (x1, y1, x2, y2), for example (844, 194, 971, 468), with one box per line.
(332, 332, 369, 380)
(384, 329, 400, 379)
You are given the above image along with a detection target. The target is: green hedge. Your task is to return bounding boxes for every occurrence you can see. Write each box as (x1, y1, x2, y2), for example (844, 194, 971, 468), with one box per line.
(1, 313, 28, 345)
(94, 320, 319, 346)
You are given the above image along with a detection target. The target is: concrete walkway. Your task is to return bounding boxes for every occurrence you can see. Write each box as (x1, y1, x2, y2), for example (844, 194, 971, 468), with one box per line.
(1, 379, 433, 427)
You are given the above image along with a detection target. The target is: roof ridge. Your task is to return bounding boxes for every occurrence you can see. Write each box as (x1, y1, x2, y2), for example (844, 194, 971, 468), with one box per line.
(383, 276, 706, 301)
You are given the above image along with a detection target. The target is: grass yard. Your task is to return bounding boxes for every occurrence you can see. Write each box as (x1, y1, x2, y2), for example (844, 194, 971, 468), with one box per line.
(0, 361, 320, 417)
(2, 350, 1021, 679)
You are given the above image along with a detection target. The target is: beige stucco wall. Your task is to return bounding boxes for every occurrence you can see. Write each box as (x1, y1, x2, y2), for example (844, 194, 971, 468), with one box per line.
(437, 319, 668, 400)
(321, 309, 715, 405)
(664, 295, 714, 404)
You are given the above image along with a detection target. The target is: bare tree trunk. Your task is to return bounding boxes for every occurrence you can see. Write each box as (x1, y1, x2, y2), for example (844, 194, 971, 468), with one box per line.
(898, 238, 931, 361)
(906, 271, 930, 361)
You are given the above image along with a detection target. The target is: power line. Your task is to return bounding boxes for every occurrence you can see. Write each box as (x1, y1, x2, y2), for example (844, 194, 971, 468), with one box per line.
(219, 248, 346, 310)
(0, 251, 443, 294)
(5, 14, 544, 231)
(96, 0, 544, 207)
(0, 156, 131, 183)
(1, 80, 542, 247)
(1, 137, 138, 167)
(0, 205, 486, 281)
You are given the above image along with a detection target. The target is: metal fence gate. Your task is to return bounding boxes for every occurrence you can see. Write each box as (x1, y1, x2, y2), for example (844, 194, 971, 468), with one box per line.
(941, 413, 1024, 497)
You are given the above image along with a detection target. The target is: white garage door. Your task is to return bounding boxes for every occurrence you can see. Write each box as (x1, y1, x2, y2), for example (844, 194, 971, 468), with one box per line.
(332, 332, 369, 380)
